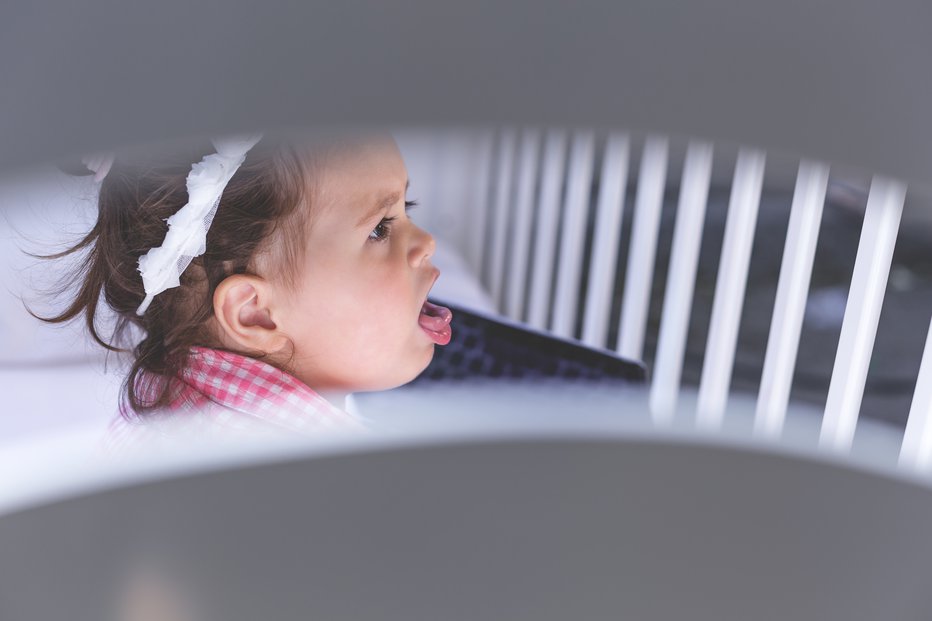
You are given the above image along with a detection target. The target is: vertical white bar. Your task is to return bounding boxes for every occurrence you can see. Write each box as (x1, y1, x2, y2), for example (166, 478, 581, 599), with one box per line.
(396, 130, 440, 239)
(487, 129, 517, 309)
(505, 129, 542, 320)
(552, 131, 596, 338)
(617, 137, 669, 360)
(820, 176, 906, 453)
(649, 141, 714, 424)
(581, 133, 630, 349)
(754, 161, 829, 438)
(696, 148, 766, 429)
(430, 130, 473, 255)
(466, 130, 495, 276)
(527, 130, 568, 330)
(899, 317, 932, 471)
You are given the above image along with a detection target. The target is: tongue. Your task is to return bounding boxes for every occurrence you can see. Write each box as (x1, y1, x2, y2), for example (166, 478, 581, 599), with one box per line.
(419, 301, 453, 345)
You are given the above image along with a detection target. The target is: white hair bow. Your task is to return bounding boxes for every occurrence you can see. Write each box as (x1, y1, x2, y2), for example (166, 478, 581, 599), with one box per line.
(136, 135, 262, 315)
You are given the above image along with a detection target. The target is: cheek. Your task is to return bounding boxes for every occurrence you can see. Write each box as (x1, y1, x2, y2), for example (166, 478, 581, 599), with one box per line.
(345, 255, 414, 308)
(293, 260, 414, 347)
(336, 280, 428, 370)
(283, 251, 429, 390)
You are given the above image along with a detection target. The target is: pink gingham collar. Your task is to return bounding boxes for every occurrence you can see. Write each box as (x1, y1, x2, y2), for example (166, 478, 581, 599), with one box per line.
(172, 346, 364, 432)
(106, 347, 364, 449)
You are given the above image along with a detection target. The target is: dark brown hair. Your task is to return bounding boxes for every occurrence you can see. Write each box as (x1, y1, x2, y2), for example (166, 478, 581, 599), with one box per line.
(36, 139, 314, 416)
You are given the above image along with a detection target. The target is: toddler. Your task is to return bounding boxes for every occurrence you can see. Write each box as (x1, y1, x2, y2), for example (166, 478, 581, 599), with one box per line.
(41, 133, 453, 444)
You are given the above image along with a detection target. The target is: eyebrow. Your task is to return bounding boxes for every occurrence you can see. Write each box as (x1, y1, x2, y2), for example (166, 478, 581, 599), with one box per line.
(356, 180, 410, 227)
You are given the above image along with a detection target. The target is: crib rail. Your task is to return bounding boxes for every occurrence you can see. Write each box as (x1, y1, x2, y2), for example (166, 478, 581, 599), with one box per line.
(417, 128, 932, 474)
(754, 161, 829, 438)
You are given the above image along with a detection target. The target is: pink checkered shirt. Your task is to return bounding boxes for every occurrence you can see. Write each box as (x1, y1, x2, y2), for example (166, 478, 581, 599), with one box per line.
(106, 347, 366, 449)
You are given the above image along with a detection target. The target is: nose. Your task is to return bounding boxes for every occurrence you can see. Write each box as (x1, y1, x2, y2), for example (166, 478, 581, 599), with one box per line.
(408, 223, 436, 267)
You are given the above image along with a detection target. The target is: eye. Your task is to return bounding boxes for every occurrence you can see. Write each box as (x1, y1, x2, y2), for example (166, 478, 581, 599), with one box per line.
(368, 200, 417, 243)
(368, 216, 396, 242)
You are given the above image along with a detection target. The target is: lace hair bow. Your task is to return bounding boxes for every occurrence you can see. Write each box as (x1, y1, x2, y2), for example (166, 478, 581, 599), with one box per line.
(136, 135, 262, 315)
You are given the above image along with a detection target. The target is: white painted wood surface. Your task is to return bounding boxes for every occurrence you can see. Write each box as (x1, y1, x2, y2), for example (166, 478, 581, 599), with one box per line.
(527, 130, 568, 330)
(487, 129, 517, 308)
(505, 130, 541, 320)
(820, 177, 906, 453)
(754, 161, 829, 438)
(617, 137, 669, 360)
(899, 317, 932, 471)
(649, 142, 714, 423)
(697, 149, 766, 429)
(552, 131, 596, 339)
(582, 134, 630, 349)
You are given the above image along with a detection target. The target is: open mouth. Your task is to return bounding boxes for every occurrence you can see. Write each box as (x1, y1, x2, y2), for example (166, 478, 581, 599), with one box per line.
(418, 300, 453, 345)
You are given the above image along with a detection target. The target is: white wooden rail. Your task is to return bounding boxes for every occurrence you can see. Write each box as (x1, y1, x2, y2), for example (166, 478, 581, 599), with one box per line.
(552, 132, 596, 339)
(527, 130, 568, 330)
(753, 161, 830, 438)
(820, 177, 906, 452)
(697, 149, 766, 429)
(617, 137, 668, 360)
(649, 141, 714, 423)
(900, 317, 932, 471)
(435, 128, 929, 467)
(581, 134, 630, 349)
(505, 130, 541, 320)
(487, 129, 517, 308)
(465, 131, 495, 274)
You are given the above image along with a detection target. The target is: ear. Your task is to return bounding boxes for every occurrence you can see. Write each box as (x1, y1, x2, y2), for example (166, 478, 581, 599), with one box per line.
(213, 275, 288, 354)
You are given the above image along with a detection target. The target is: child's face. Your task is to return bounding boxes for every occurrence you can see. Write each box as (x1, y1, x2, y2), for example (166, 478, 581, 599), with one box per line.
(274, 138, 446, 394)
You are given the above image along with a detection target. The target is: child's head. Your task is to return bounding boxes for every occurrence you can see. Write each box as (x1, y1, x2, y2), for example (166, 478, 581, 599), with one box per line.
(46, 134, 447, 412)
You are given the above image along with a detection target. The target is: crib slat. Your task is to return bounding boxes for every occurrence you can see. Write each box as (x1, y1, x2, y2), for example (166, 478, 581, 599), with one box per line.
(487, 129, 517, 309)
(617, 137, 669, 359)
(552, 131, 596, 338)
(649, 141, 714, 423)
(899, 318, 932, 471)
(754, 161, 829, 438)
(527, 130, 568, 330)
(820, 176, 906, 452)
(581, 133, 630, 349)
(432, 131, 475, 261)
(697, 149, 766, 429)
(465, 131, 496, 275)
(505, 130, 542, 320)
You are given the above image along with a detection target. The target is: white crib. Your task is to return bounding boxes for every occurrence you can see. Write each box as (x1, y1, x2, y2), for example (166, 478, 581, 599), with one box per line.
(400, 128, 932, 467)
(3, 2, 932, 619)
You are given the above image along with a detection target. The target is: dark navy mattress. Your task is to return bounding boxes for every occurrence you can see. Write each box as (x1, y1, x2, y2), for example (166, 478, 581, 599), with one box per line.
(412, 300, 646, 385)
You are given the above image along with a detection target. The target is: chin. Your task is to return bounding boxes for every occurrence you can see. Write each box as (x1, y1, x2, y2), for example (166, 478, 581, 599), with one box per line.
(371, 346, 436, 392)
(415, 344, 436, 374)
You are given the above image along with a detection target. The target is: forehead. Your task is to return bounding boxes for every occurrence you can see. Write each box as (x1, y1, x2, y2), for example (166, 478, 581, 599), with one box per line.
(313, 137, 407, 210)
